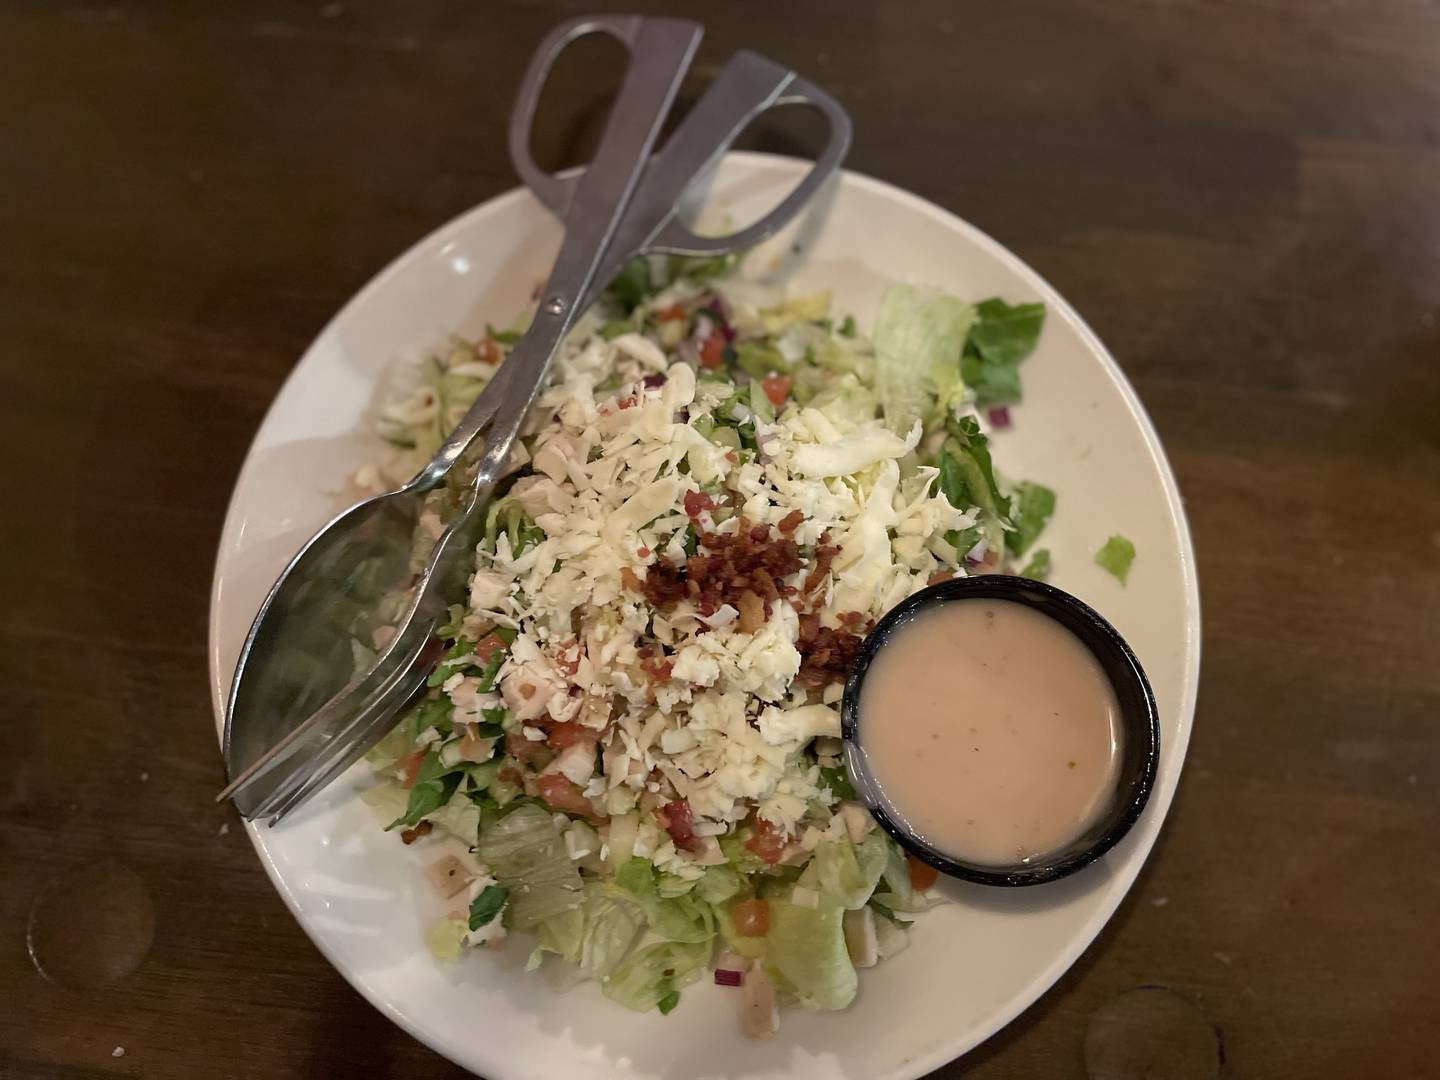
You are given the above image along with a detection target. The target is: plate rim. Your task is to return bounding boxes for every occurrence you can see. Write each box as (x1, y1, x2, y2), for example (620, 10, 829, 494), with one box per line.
(208, 149, 1202, 1079)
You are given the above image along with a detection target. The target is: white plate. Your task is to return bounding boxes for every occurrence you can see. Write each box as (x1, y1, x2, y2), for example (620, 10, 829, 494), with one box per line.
(209, 152, 1200, 1080)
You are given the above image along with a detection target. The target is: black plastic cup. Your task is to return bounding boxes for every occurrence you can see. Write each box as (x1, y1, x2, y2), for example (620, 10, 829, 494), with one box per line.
(840, 575, 1160, 887)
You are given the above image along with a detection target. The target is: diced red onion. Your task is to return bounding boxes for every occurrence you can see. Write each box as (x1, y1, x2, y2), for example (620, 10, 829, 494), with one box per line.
(986, 406, 1012, 429)
(714, 968, 743, 987)
(964, 539, 987, 566)
(704, 296, 736, 341)
(642, 373, 667, 389)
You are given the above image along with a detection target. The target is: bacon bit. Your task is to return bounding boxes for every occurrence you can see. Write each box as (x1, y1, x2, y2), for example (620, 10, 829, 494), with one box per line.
(546, 721, 601, 750)
(978, 548, 1003, 574)
(400, 820, 433, 845)
(777, 509, 805, 534)
(498, 765, 524, 787)
(656, 798, 702, 853)
(640, 655, 675, 684)
(536, 774, 606, 823)
(656, 303, 687, 323)
(699, 334, 726, 369)
(397, 748, 426, 789)
(724, 451, 739, 463)
(518, 683, 536, 700)
(760, 372, 793, 407)
(477, 337, 502, 364)
(928, 570, 952, 586)
(620, 566, 643, 593)
(748, 524, 769, 543)
(637, 646, 655, 659)
(796, 619, 868, 689)
(737, 590, 767, 634)
(636, 547, 650, 558)
(617, 395, 639, 410)
(554, 645, 580, 678)
(802, 534, 839, 596)
(745, 816, 788, 865)
(838, 610, 865, 626)
(684, 491, 716, 519)
(638, 558, 687, 609)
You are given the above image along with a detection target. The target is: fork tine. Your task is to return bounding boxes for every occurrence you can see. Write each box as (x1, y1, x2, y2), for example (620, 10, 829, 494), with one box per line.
(263, 665, 430, 825)
(252, 627, 436, 822)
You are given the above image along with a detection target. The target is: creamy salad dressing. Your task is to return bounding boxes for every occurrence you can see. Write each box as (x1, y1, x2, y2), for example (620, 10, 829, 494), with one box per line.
(858, 599, 1121, 866)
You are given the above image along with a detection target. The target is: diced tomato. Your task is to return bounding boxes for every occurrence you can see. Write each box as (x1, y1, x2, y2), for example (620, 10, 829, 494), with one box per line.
(730, 898, 770, 937)
(536, 773, 605, 823)
(760, 373, 792, 407)
(546, 721, 600, 750)
(684, 491, 715, 519)
(907, 855, 939, 891)
(397, 748, 426, 789)
(656, 303, 687, 323)
(474, 632, 510, 663)
(745, 816, 787, 865)
(699, 334, 726, 369)
(506, 729, 547, 765)
(657, 798, 701, 853)
(478, 337, 502, 364)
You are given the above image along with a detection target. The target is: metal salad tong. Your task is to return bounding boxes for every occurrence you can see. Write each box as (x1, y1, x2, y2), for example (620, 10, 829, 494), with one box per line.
(218, 13, 851, 823)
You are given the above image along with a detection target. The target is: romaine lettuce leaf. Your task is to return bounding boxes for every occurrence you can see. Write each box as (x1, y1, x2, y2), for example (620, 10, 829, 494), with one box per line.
(961, 298, 1045, 407)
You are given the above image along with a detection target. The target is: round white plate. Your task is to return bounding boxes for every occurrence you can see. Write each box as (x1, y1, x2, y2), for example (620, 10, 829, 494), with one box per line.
(210, 152, 1200, 1080)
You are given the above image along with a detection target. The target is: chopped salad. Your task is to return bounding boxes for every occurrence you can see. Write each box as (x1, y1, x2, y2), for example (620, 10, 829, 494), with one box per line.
(355, 254, 1059, 1035)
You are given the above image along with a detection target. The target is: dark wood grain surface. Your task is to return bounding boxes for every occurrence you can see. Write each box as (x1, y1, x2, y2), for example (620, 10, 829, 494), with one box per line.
(3, 2, 1437, 1077)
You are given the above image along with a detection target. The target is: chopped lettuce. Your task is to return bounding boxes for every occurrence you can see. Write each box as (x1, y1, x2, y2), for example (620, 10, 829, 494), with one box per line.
(477, 803, 584, 930)
(388, 752, 461, 830)
(1020, 548, 1053, 581)
(1006, 481, 1056, 557)
(1095, 534, 1136, 584)
(530, 883, 646, 981)
(358, 780, 409, 826)
(798, 832, 891, 911)
(765, 900, 857, 1010)
(961, 298, 1045, 406)
(873, 285, 976, 433)
(425, 916, 469, 964)
(427, 789, 480, 843)
(468, 885, 509, 930)
(602, 939, 711, 1013)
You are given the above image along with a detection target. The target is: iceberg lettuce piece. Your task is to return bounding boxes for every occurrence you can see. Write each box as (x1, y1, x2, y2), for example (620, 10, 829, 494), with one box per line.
(765, 900, 857, 1010)
(477, 802, 584, 930)
(873, 285, 975, 434)
(601, 939, 711, 1013)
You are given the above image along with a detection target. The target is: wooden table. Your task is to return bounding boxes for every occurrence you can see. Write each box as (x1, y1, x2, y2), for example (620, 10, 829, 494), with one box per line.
(3, 2, 1437, 1076)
